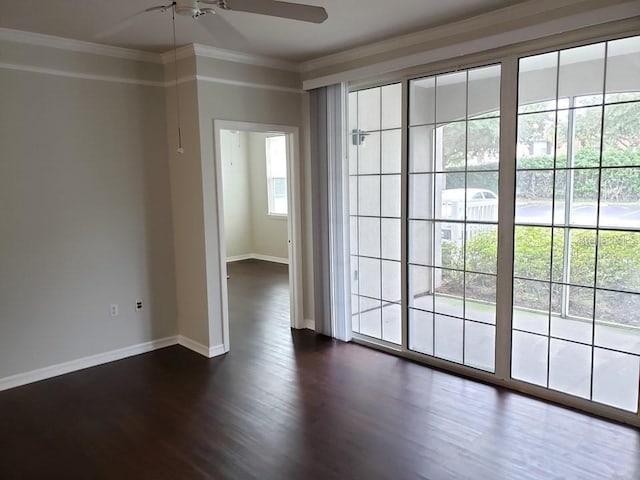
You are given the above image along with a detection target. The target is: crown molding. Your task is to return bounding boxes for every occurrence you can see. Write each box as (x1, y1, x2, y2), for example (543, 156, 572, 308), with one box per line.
(161, 42, 300, 71)
(298, 0, 631, 73)
(302, 0, 640, 89)
(160, 44, 197, 64)
(0, 27, 161, 64)
(0, 61, 164, 87)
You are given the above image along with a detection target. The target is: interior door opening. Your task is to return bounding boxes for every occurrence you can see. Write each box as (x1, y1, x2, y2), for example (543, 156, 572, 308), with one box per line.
(214, 122, 303, 352)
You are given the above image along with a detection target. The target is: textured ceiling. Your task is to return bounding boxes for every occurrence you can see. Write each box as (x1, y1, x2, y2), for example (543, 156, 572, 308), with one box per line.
(0, 0, 526, 62)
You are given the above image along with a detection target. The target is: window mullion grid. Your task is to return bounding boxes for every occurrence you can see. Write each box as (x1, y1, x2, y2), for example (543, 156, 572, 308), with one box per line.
(462, 70, 469, 366)
(431, 77, 438, 357)
(495, 56, 518, 381)
(545, 51, 562, 390)
(589, 40, 609, 402)
(378, 88, 383, 339)
(401, 79, 409, 351)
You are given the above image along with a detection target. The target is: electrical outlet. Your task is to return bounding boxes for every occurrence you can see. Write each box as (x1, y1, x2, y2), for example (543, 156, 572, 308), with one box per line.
(135, 300, 143, 312)
(110, 304, 119, 317)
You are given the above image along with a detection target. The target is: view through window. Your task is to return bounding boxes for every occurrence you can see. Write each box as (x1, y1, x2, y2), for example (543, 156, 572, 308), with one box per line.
(347, 33, 640, 416)
(266, 135, 288, 216)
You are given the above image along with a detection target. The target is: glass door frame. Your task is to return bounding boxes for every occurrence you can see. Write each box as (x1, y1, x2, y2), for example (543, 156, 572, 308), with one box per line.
(344, 27, 640, 428)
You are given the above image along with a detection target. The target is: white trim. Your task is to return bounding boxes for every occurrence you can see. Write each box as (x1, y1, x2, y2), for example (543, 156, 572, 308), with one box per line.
(160, 44, 197, 64)
(177, 335, 226, 358)
(0, 27, 160, 64)
(0, 63, 299, 92)
(194, 74, 302, 93)
(226, 254, 254, 262)
(213, 121, 304, 351)
(299, 0, 577, 73)
(161, 43, 299, 72)
(194, 44, 299, 72)
(301, 0, 640, 90)
(0, 336, 179, 392)
(0, 61, 164, 87)
(252, 254, 289, 265)
(226, 253, 289, 264)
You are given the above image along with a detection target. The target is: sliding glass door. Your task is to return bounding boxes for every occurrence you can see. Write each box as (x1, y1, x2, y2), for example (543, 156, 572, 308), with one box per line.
(349, 83, 402, 344)
(407, 65, 501, 371)
(512, 37, 640, 412)
(346, 33, 640, 421)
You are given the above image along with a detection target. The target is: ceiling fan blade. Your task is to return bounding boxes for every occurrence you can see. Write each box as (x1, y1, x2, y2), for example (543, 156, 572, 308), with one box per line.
(94, 4, 172, 40)
(220, 0, 328, 24)
(197, 12, 251, 51)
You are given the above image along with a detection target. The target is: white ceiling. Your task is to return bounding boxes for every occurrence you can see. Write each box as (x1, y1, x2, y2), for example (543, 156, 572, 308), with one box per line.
(0, 0, 526, 62)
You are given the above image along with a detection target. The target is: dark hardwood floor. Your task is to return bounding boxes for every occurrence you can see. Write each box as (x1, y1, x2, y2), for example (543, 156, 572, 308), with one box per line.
(1, 258, 639, 479)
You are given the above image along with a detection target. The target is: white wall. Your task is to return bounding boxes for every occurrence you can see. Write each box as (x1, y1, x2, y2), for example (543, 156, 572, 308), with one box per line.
(248, 132, 289, 261)
(221, 130, 289, 261)
(165, 54, 307, 350)
(0, 40, 177, 379)
(221, 130, 252, 258)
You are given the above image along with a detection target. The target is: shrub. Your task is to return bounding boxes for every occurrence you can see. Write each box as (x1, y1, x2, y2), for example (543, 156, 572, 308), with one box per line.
(438, 227, 640, 327)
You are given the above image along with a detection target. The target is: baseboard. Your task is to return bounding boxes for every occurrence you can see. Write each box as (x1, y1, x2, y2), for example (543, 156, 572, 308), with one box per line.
(226, 253, 289, 265)
(0, 336, 179, 392)
(226, 254, 254, 262)
(252, 254, 289, 265)
(178, 335, 226, 358)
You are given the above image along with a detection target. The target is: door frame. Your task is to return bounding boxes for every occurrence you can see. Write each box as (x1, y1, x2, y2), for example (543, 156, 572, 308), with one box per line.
(213, 120, 304, 352)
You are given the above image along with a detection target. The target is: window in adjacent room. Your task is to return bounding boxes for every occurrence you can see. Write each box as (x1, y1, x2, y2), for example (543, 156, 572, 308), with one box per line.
(266, 135, 288, 216)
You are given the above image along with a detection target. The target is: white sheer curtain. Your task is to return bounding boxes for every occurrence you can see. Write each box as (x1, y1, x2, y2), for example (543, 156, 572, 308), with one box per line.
(309, 83, 351, 340)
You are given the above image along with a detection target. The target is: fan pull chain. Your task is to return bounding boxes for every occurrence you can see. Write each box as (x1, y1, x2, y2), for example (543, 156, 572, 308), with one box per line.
(172, 3, 184, 154)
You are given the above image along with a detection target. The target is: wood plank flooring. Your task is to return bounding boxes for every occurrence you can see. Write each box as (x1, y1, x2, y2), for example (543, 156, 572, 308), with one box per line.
(0, 259, 639, 479)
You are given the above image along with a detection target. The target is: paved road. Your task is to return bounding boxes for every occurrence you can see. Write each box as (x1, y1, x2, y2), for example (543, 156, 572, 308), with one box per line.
(516, 202, 640, 227)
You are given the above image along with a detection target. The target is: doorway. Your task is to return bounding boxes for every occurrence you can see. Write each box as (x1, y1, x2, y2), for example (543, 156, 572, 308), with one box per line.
(213, 121, 303, 352)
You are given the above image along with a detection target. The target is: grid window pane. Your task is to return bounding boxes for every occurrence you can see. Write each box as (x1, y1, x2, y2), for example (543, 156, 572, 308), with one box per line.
(358, 217, 380, 258)
(468, 65, 500, 119)
(434, 314, 463, 363)
(381, 260, 401, 303)
(465, 321, 496, 372)
(381, 175, 401, 218)
(357, 88, 381, 132)
(512, 37, 640, 412)
(465, 273, 496, 325)
(558, 43, 605, 106)
(382, 129, 402, 173)
(409, 125, 435, 173)
(409, 265, 433, 311)
(382, 83, 402, 129)
(358, 176, 380, 217)
(382, 303, 402, 344)
(548, 338, 592, 399)
(512, 331, 549, 387)
(592, 348, 640, 412)
(349, 85, 401, 345)
(359, 296, 382, 338)
(408, 64, 500, 368)
(409, 309, 434, 355)
(436, 71, 467, 123)
(409, 174, 432, 219)
(358, 131, 381, 174)
(409, 77, 435, 126)
(518, 52, 558, 113)
(409, 220, 431, 265)
(381, 218, 401, 261)
(605, 36, 640, 103)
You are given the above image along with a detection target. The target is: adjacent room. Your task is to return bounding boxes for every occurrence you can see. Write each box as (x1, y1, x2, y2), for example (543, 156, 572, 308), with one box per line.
(1, 0, 639, 478)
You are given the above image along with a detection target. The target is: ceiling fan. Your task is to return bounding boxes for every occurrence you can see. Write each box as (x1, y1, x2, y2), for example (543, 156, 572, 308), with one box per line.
(97, 0, 327, 154)
(149, 0, 328, 23)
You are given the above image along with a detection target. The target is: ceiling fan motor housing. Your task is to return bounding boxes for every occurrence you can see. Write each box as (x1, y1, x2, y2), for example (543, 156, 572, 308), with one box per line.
(175, 0, 200, 16)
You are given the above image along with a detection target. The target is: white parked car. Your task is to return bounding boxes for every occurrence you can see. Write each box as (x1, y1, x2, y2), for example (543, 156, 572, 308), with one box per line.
(440, 188, 498, 244)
